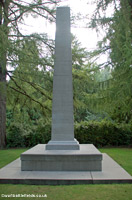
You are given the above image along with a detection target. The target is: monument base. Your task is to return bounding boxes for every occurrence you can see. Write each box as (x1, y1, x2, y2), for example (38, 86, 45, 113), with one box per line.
(45, 139, 80, 150)
(21, 144, 102, 171)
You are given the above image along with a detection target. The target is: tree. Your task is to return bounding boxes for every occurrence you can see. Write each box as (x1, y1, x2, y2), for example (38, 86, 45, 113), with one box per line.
(72, 35, 99, 122)
(7, 38, 53, 116)
(0, 0, 60, 148)
(88, 0, 132, 123)
(6, 35, 99, 134)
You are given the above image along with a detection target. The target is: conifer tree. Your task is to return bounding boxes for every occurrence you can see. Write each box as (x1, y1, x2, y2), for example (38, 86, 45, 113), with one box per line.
(0, 0, 60, 148)
(89, 0, 132, 123)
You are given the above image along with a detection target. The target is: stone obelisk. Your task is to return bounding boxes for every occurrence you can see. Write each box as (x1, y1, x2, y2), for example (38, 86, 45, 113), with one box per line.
(21, 7, 102, 172)
(46, 7, 79, 150)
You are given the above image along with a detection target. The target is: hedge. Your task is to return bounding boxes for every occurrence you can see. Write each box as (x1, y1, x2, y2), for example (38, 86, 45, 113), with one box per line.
(75, 121, 132, 147)
(6, 120, 132, 148)
(6, 122, 51, 148)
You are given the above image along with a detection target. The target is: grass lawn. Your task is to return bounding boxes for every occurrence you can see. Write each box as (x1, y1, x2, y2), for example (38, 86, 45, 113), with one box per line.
(100, 148, 132, 175)
(0, 148, 28, 169)
(0, 148, 132, 200)
(0, 184, 132, 200)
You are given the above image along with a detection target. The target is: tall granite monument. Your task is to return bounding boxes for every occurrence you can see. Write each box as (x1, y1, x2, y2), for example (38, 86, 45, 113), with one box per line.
(21, 7, 102, 171)
(46, 7, 79, 150)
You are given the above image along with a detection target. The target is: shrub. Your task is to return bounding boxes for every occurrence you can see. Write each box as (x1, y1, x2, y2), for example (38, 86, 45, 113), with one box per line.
(6, 120, 132, 148)
(6, 122, 51, 148)
(6, 122, 25, 147)
(75, 120, 132, 147)
(24, 123, 51, 147)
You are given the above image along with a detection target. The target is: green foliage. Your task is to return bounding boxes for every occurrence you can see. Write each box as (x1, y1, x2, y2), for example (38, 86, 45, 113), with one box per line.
(6, 121, 51, 148)
(4, 1, 132, 149)
(24, 122, 51, 147)
(88, 0, 132, 123)
(0, 0, 60, 148)
(7, 36, 53, 126)
(71, 35, 100, 122)
(6, 118, 132, 148)
(75, 120, 132, 147)
(85, 111, 112, 122)
(6, 122, 25, 148)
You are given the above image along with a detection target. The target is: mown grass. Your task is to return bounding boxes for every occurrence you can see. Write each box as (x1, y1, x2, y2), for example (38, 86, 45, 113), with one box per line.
(100, 148, 132, 175)
(0, 184, 132, 200)
(0, 148, 28, 169)
(0, 148, 132, 200)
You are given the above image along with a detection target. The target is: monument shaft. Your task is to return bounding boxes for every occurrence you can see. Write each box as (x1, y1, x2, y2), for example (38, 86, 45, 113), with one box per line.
(46, 7, 79, 150)
(52, 7, 73, 141)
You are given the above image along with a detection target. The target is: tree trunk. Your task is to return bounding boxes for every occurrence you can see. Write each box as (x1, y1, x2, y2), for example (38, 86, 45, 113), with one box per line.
(0, 0, 9, 149)
(0, 64, 6, 149)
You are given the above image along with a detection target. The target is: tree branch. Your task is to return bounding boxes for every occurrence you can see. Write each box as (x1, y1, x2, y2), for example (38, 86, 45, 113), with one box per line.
(7, 72, 51, 111)
(13, 75, 52, 100)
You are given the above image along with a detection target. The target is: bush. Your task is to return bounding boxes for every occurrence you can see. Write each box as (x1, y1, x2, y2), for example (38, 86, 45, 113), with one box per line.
(24, 123, 51, 147)
(6, 120, 132, 148)
(75, 120, 132, 147)
(6, 122, 51, 148)
(6, 122, 25, 147)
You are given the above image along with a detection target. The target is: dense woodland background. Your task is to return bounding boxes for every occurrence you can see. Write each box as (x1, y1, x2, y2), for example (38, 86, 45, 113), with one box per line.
(0, 0, 132, 148)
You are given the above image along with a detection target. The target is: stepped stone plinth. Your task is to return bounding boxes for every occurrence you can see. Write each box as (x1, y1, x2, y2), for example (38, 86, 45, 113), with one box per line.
(21, 144, 102, 171)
